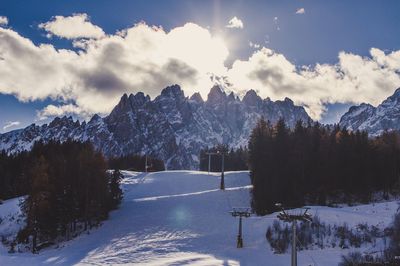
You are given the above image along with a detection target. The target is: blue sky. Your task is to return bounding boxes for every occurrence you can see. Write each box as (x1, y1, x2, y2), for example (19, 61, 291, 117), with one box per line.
(1, 0, 400, 132)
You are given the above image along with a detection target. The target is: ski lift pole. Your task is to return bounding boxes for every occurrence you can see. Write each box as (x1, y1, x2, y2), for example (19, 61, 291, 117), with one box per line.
(238, 215, 243, 248)
(220, 152, 225, 190)
(275, 203, 312, 266)
(208, 153, 211, 174)
(292, 220, 297, 266)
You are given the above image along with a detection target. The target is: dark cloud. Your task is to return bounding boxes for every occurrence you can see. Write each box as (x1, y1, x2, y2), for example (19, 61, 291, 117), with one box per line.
(78, 68, 128, 94)
(163, 59, 198, 82)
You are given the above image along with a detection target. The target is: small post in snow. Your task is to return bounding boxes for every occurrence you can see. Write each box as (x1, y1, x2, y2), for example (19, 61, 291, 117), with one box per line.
(205, 151, 218, 174)
(230, 207, 251, 248)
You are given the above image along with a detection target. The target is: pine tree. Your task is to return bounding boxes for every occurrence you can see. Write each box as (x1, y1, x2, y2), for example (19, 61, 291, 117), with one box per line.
(20, 155, 52, 253)
(109, 169, 123, 209)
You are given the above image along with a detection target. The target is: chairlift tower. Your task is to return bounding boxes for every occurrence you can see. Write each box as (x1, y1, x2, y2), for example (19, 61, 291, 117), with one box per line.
(205, 150, 226, 190)
(275, 203, 312, 266)
(229, 207, 251, 248)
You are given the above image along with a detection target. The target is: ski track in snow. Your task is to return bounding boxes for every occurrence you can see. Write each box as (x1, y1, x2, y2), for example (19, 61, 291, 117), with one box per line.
(0, 170, 399, 265)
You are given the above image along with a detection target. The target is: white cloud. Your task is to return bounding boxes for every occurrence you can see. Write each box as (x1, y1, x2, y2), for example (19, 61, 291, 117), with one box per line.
(3, 121, 20, 131)
(227, 47, 400, 119)
(226, 16, 244, 29)
(0, 18, 400, 121)
(0, 22, 228, 117)
(296, 8, 305, 14)
(249, 41, 260, 49)
(0, 16, 8, 26)
(273, 17, 280, 31)
(36, 104, 87, 120)
(38, 13, 105, 39)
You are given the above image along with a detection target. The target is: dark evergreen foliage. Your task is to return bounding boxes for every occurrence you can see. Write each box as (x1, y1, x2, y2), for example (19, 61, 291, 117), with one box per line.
(249, 118, 400, 214)
(199, 144, 248, 172)
(0, 140, 123, 252)
(0, 150, 30, 200)
(108, 154, 165, 171)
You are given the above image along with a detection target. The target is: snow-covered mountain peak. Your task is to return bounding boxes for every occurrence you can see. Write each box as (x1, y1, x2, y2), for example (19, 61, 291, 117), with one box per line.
(88, 114, 103, 124)
(159, 84, 185, 99)
(207, 85, 227, 104)
(339, 87, 400, 135)
(242, 90, 262, 107)
(0, 85, 311, 169)
(128, 92, 150, 107)
(189, 92, 204, 103)
(283, 97, 294, 105)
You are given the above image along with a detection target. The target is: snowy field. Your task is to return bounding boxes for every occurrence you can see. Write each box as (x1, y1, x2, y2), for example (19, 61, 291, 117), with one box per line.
(0, 170, 398, 265)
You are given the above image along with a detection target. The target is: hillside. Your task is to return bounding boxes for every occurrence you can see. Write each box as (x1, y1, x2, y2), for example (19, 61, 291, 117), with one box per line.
(0, 171, 397, 265)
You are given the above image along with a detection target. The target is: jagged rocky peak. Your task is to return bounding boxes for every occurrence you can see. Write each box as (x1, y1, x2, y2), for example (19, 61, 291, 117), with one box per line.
(392, 87, 400, 97)
(207, 85, 226, 104)
(113, 93, 131, 111)
(339, 87, 400, 136)
(128, 92, 150, 107)
(227, 92, 237, 102)
(0, 83, 313, 170)
(160, 84, 185, 99)
(284, 97, 294, 104)
(347, 103, 374, 114)
(89, 114, 103, 124)
(49, 116, 77, 128)
(242, 89, 262, 106)
(189, 92, 204, 103)
(382, 87, 400, 105)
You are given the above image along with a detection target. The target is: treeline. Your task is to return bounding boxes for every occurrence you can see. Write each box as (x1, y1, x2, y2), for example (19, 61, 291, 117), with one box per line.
(249, 118, 400, 214)
(0, 140, 123, 253)
(108, 154, 165, 171)
(0, 150, 30, 200)
(199, 144, 248, 172)
(0, 150, 164, 201)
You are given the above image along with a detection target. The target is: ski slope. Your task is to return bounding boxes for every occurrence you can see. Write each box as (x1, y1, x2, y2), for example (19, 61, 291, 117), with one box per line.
(0, 170, 398, 265)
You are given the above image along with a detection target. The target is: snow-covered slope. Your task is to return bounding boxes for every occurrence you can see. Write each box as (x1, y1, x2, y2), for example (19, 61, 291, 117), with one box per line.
(339, 88, 400, 136)
(0, 171, 397, 265)
(0, 85, 311, 169)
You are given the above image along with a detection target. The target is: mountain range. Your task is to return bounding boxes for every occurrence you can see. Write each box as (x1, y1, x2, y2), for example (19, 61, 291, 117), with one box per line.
(0, 85, 310, 169)
(2, 85, 400, 169)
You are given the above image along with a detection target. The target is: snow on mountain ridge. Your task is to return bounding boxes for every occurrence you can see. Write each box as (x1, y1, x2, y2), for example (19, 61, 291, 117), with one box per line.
(0, 85, 311, 169)
(339, 87, 400, 135)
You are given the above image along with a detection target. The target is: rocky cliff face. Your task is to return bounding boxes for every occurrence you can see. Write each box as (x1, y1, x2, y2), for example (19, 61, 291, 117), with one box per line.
(339, 88, 400, 136)
(0, 85, 311, 169)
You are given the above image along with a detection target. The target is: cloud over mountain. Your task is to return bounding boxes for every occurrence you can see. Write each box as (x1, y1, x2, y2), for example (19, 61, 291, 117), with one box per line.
(0, 15, 399, 120)
(3, 121, 19, 130)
